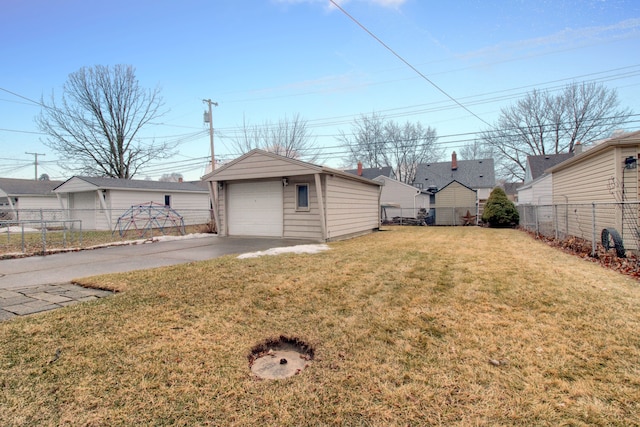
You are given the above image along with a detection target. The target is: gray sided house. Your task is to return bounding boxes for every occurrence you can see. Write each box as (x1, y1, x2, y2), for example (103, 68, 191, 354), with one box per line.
(412, 152, 495, 225)
(53, 176, 211, 231)
(0, 177, 65, 221)
(547, 130, 640, 251)
(201, 149, 382, 242)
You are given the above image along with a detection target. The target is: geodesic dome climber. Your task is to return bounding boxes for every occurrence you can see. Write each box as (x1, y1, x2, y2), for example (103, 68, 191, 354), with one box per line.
(114, 202, 186, 238)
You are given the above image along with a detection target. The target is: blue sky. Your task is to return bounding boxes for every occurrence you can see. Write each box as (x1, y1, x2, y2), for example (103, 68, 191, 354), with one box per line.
(1, 0, 639, 181)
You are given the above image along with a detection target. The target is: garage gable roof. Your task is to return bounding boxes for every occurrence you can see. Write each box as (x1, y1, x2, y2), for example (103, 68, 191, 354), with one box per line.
(54, 176, 208, 194)
(0, 177, 62, 197)
(435, 179, 477, 194)
(202, 149, 382, 186)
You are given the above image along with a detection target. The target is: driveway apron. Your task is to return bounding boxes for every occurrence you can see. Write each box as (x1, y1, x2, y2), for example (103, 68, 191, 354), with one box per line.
(0, 235, 314, 320)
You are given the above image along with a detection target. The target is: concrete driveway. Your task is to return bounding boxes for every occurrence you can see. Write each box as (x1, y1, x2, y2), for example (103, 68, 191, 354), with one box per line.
(0, 235, 314, 320)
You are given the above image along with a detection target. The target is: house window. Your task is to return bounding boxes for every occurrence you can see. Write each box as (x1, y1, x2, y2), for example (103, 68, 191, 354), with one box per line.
(296, 184, 309, 211)
(164, 195, 171, 207)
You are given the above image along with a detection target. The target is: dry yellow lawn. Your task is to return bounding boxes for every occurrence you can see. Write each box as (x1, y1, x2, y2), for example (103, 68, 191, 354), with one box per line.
(1, 226, 640, 426)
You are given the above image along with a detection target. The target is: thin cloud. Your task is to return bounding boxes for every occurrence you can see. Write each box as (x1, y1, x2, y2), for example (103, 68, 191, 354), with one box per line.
(274, 0, 407, 8)
(461, 18, 640, 61)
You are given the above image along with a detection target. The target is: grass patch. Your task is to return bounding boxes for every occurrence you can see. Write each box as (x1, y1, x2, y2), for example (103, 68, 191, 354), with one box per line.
(1, 226, 640, 425)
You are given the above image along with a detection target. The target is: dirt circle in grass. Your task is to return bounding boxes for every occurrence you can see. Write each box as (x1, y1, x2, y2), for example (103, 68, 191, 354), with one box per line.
(248, 336, 314, 380)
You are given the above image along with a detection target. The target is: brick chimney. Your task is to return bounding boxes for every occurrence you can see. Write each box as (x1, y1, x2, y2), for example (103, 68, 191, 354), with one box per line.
(178, 177, 183, 183)
(357, 161, 363, 176)
(573, 141, 582, 154)
(451, 151, 458, 170)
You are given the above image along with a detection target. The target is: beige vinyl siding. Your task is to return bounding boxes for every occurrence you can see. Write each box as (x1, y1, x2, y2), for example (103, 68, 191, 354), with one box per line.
(553, 148, 618, 240)
(553, 149, 617, 204)
(217, 185, 227, 235)
(283, 175, 323, 240)
(213, 152, 316, 181)
(325, 175, 379, 240)
(434, 182, 476, 226)
(552, 145, 640, 249)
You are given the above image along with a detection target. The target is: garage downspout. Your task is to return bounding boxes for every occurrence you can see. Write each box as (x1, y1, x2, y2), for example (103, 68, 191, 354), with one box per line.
(96, 190, 113, 232)
(7, 196, 17, 220)
(314, 173, 327, 241)
(207, 181, 222, 236)
(378, 184, 384, 228)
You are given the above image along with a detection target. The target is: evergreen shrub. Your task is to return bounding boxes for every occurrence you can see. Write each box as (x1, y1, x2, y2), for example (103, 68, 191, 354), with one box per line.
(481, 187, 519, 228)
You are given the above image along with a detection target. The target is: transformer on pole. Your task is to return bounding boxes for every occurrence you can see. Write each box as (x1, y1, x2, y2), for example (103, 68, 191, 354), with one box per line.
(202, 99, 218, 170)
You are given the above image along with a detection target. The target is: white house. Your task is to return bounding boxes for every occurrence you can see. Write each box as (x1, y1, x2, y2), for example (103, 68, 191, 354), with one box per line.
(517, 152, 574, 205)
(53, 176, 211, 231)
(201, 149, 382, 241)
(0, 178, 65, 221)
(373, 175, 430, 219)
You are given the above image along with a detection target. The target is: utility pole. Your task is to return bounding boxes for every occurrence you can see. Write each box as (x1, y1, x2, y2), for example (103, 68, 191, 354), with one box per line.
(202, 99, 218, 170)
(25, 152, 45, 180)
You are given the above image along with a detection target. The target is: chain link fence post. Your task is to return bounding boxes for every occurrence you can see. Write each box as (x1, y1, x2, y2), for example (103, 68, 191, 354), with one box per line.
(591, 202, 597, 257)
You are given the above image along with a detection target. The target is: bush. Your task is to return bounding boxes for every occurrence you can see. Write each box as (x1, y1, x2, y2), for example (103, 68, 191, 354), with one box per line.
(481, 187, 519, 228)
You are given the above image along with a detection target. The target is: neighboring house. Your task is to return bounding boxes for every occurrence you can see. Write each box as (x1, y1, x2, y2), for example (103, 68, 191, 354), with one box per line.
(372, 175, 430, 220)
(53, 176, 211, 231)
(501, 181, 522, 203)
(201, 149, 382, 241)
(412, 152, 495, 225)
(0, 177, 65, 221)
(344, 162, 394, 180)
(547, 130, 640, 250)
(517, 151, 574, 205)
(430, 180, 477, 226)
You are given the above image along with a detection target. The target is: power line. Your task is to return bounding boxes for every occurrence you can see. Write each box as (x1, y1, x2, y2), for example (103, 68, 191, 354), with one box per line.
(328, 0, 490, 127)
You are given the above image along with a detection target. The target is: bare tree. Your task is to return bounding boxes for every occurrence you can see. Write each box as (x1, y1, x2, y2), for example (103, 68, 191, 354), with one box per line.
(339, 113, 442, 183)
(458, 139, 496, 161)
(481, 82, 633, 181)
(339, 113, 388, 169)
(229, 113, 321, 163)
(37, 64, 174, 179)
(159, 172, 183, 182)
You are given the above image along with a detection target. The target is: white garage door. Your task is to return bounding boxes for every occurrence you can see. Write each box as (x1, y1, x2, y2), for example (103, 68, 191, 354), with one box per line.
(227, 181, 283, 237)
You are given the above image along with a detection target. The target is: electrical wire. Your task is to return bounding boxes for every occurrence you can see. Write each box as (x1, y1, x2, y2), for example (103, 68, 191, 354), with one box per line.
(329, 0, 490, 126)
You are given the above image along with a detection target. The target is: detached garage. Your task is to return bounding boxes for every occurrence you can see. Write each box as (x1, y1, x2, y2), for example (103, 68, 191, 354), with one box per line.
(202, 149, 383, 241)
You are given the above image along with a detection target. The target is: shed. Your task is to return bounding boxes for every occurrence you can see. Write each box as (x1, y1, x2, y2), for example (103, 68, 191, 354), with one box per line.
(0, 177, 64, 221)
(53, 176, 211, 231)
(373, 175, 430, 219)
(431, 180, 477, 226)
(201, 149, 382, 241)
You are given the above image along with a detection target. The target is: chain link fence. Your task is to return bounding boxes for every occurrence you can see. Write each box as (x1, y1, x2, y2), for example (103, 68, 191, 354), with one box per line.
(381, 206, 479, 226)
(0, 207, 214, 256)
(518, 202, 639, 256)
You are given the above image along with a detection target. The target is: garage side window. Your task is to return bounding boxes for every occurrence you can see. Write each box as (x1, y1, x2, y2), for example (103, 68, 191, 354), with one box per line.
(296, 184, 309, 211)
